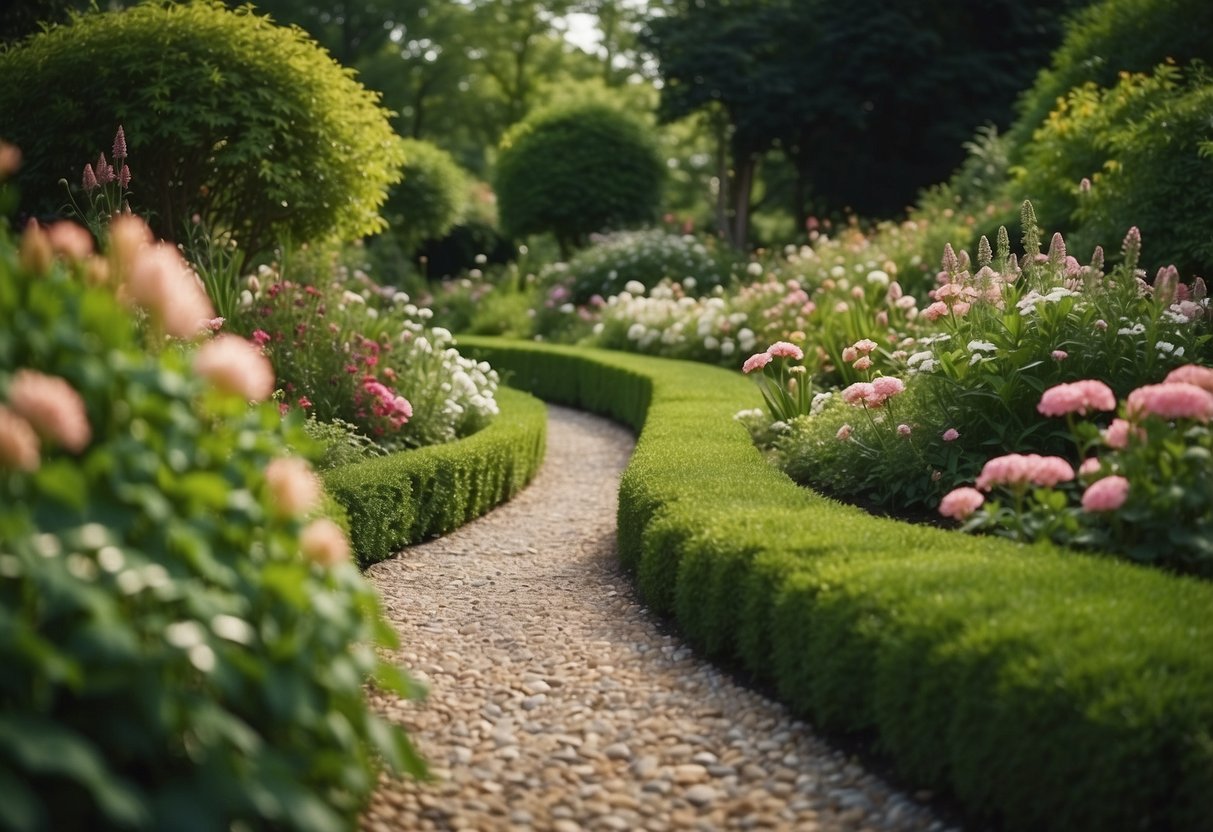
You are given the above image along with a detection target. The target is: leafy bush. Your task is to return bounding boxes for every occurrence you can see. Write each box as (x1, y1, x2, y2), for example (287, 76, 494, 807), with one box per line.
(461, 335, 1213, 832)
(0, 1, 404, 264)
(0, 219, 420, 830)
(379, 139, 469, 256)
(494, 102, 665, 254)
(561, 228, 736, 304)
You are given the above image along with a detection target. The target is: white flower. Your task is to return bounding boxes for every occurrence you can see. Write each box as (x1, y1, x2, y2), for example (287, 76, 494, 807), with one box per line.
(627, 323, 646, 341)
(703, 336, 720, 350)
(720, 340, 736, 357)
(733, 408, 764, 422)
(967, 340, 997, 352)
(866, 269, 890, 287)
(907, 350, 934, 366)
(624, 280, 646, 295)
(1117, 323, 1146, 336)
(746, 262, 763, 277)
(810, 392, 833, 415)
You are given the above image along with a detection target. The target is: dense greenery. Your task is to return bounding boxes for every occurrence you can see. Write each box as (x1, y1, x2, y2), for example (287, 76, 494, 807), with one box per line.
(0, 1, 404, 265)
(323, 386, 547, 567)
(495, 101, 666, 255)
(379, 138, 469, 256)
(462, 336, 1213, 832)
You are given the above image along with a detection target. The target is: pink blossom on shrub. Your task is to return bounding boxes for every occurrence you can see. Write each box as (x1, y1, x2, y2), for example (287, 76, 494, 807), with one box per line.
(767, 341, 804, 360)
(1164, 364, 1213, 395)
(1102, 418, 1141, 450)
(742, 352, 773, 374)
(265, 457, 321, 517)
(126, 242, 215, 338)
(1125, 382, 1213, 422)
(1037, 380, 1116, 417)
(1078, 457, 1103, 478)
(8, 370, 92, 453)
(942, 428, 959, 442)
(1081, 475, 1130, 513)
(300, 518, 351, 567)
(0, 404, 41, 471)
(939, 487, 984, 520)
(194, 334, 275, 402)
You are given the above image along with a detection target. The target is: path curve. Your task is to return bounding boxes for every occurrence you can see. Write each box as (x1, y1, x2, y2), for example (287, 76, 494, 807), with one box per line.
(363, 405, 954, 832)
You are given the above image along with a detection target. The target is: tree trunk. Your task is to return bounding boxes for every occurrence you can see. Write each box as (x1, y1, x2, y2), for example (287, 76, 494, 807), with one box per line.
(729, 152, 756, 251)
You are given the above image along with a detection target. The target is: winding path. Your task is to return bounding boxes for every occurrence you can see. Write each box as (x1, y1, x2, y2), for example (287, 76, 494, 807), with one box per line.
(363, 406, 954, 832)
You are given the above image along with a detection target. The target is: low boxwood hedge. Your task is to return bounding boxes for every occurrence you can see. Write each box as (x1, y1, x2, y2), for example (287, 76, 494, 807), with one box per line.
(459, 336, 1213, 832)
(323, 386, 546, 569)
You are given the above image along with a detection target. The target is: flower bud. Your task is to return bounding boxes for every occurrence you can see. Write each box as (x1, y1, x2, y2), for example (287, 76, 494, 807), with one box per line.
(19, 220, 53, 275)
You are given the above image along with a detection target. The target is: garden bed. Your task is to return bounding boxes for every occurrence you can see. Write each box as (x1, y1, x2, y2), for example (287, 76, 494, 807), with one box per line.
(324, 385, 547, 568)
(460, 335, 1213, 832)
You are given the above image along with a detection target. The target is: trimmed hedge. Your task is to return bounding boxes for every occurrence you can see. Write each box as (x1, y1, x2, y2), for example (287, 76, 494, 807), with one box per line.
(458, 336, 1213, 832)
(323, 386, 546, 568)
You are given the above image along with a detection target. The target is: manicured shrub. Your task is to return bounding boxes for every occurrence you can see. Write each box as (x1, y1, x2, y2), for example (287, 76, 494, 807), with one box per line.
(560, 229, 736, 304)
(0, 218, 420, 831)
(379, 139, 469, 256)
(0, 1, 404, 263)
(460, 336, 1213, 832)
(494, 102, 665, 255)
(323, 386, 547, 567)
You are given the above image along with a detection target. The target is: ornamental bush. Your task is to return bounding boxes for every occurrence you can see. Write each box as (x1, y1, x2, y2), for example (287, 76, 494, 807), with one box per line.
(0, 1, 404, 265)
(560, 229, 736, 304)
(0, 216, 421, 830)
(379, 139, 469, 256)
(494, 102, 665, 255)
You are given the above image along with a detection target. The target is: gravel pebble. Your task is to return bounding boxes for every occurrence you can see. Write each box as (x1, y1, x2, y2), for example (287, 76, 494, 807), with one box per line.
(362, 406, 954, 831)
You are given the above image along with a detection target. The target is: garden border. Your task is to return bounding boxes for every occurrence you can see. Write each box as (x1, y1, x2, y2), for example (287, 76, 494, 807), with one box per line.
(459, 336, 1213, 832)
(324, 385, 547, 569)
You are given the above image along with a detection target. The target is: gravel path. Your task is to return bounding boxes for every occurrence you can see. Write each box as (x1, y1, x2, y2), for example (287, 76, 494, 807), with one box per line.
(364, 405, 956, 832)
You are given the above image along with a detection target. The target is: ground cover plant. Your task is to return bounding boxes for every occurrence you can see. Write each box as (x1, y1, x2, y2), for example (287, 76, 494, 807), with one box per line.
(0, 210, 422, 831)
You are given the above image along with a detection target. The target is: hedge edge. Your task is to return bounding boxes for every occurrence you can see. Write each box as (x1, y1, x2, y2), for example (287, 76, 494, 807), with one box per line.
(323, 385, 547, 569)
(459, 336, 1213, 832)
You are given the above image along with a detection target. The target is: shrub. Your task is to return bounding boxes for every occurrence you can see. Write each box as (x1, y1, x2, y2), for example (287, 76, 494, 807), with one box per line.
(0, 219, 420, 830)
(0, 1, 404, 264)
(494, 102, 665, 255)
(561, 228, 736, 304)
(379, 139, 468, 256)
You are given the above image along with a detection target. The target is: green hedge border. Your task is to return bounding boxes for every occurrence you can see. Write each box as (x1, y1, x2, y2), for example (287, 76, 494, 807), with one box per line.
(323, 386, 547, 569)
(460, 336, 1213, 832)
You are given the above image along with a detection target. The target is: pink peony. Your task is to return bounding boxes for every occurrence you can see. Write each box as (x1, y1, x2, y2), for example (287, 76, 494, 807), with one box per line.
(975, 453, 1074, 491)
(126, 242, 215, 338)
(871, 376, 905, 400)
(0, 404, 41, 471)
(299, 518, 351, 567)
(1102, 418, 1141, 450)
(841, 382, 875, 407)
(939, 487, 985, 521)
(265, 457, 321, 517)
(7, 370, 91, 453)
(1125, 382, 1213, 422)
(1081, 475, 1129, 513)
(942, 428, 959, 442)
(194, 334, 275, 402)
(1037, 380, 1117, 417)
(1164, 364, 1213, 395)
(767, 341, 804, 360)
(742, 352, 773, 374)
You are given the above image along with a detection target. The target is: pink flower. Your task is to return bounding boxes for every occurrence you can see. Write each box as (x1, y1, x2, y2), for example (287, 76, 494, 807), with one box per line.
(1102, 418, 1141, 450)
(0, 142, 20, 178)
(112, 124, 127, 161)
(1094, 319, 1108, 331)
(767, 341, 804, 360)
(853, 356, 873, 371)
(298, 396, 313, 410)
(922, 301, 949, 321)
(46, 221, 93, 260)
(836, 424, 852, 441)
(871, 376, 905, 400)
(1037, 380, 1117, 417)
(742, 352, 773, 374)
(939, 487, 985, 521)
(126, 242, 215, 339)
(952, 301, 971, 317)
(1081, 475, 1129, 513)
(1164, 364, 1213, 395)
(1051, 349, 1068, 361)
(841, 382, 875, 406)
(942, 428, 959, 442)
(975, 453, 1074, 491)
(1078, 457, 1103, 478)
(896, 423, 912, 437)
(7, 370, 91, 453)
(107, 214, 153, 270)
(82, 163, 98, 191)
(1125, 382, 1213, 422)
(0, 404, 41, 471)
(853, 338, 878, 355)
(265, 457, 321, 517)
(299, 518, 351, 567)
(251, 329, 271, 347)
(194, 334, 275, 402)
(841, 346, 859, 363)
(118, 164, 131, 189)
(206, 317, 225, 332)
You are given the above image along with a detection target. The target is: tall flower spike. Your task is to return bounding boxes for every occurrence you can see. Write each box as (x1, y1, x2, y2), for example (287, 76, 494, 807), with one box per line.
(977, 235, 993, 268)
(995, 225, 1010, 269)
(112, 125, 127, 161)
(1194, 277, 1207, 302)
(82, 163, 98, 192)
(96, 152, 112, 185)
(1154, 265, 1179, 307)
(1048, 232, 1066, 268)
(1122, 226, 1142, 275)
(1090, 246, 1105, 273)
(941, 243, 958, 275)
(1020, 200, 1041, 259)
(119, 164, 131, 189)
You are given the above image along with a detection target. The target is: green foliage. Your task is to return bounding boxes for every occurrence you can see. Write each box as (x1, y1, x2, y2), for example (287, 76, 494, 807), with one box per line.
(1009, 0, 1213, 155)
(0, 1, 405, 264)
(0, 227, 420, 830)
(380, 139, 469, 256)
(322, 386, 547, 567)
(494, 102, 665, 253)
(460, 335, 1213, 832)
(561, 229, 736, 304)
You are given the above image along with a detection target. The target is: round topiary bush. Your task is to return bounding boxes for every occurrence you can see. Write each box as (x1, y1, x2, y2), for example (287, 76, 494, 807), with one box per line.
(379, 138, 469, 256)
(0, 1, 404, 264)
(494, 101, 665, 255)
(562, 229, 736, 304)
